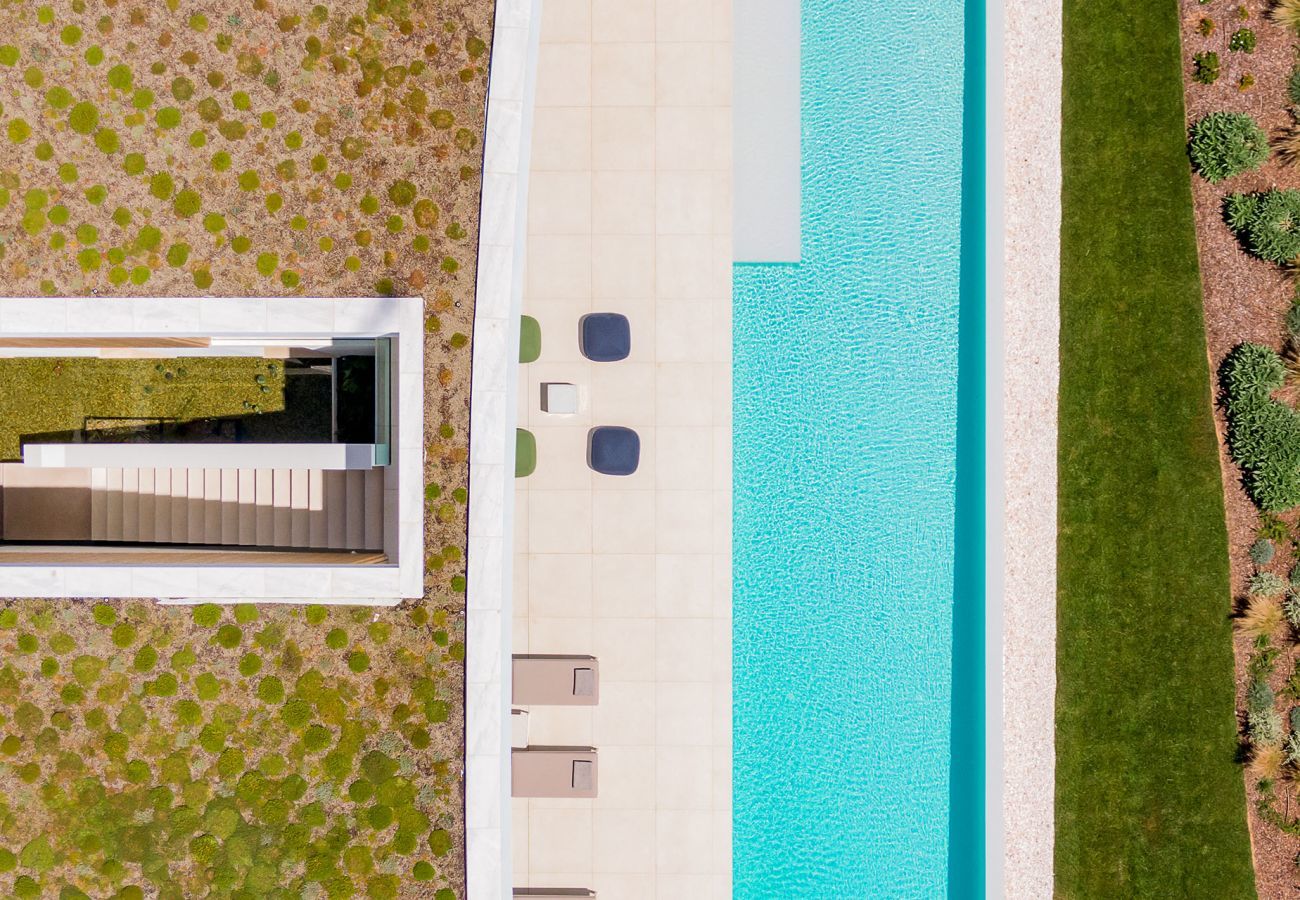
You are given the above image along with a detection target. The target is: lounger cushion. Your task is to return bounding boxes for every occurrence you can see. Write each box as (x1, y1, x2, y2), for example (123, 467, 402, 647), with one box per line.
(572, 760, 594, 791)
(588, 426, 639, 476)
(573, 667, 595, 697)
(580, 313, 630, 362)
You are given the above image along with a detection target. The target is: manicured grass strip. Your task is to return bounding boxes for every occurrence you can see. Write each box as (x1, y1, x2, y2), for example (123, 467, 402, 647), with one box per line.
(0, 357, 284, 461)
(1057, 0, 1256, 893)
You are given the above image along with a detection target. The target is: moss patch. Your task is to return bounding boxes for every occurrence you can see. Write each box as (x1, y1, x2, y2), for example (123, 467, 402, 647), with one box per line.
(0, 358, 286, 460)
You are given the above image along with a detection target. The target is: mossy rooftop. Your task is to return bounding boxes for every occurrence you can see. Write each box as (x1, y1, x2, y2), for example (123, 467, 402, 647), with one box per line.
(0, 0, 491, 896)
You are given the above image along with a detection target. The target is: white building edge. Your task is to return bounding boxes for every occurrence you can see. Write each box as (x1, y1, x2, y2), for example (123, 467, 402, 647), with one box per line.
(0, 295, 425, 605)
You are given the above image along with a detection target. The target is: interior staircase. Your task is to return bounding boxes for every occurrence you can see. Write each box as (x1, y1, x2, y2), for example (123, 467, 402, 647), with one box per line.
(87, 467, 384, 550)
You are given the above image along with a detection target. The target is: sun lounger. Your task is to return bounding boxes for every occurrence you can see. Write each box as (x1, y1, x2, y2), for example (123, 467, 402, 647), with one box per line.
(512, 655, 599, 705)
(579, 313, 630, 362)
(587, 426, 639, 476)
(511, 748, 598, 798)
(513, 891, 596, 898)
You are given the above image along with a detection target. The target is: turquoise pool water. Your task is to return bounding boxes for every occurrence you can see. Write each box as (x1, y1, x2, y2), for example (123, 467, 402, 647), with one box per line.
(732, 0, 981, 891)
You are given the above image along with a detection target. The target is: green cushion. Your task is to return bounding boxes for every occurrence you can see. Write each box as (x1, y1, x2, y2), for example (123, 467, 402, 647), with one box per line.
(519, 315, 541, 364)
(515, 428, 537, 478)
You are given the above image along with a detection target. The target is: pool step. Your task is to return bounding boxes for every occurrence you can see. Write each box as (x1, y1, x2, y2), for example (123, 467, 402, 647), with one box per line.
(90, 466, 381, 550)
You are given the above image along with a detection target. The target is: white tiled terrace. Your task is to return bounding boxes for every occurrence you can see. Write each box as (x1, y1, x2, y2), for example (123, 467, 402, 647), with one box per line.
(510, 0, 733, 896)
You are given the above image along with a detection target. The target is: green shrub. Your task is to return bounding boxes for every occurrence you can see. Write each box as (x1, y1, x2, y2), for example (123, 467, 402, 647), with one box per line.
(1230, 28, 1257, 52)
(1289, 66, 1300, 105)
(1194, 51, 1221, 84)
(1287, 302, 1300, 338)
(1250, 706, 1284, 746)
(1285, 590, 1300, 628)
(1189, 112, 1269, 182)
(1260, 513, 1291, 541)
(1250, 676, 1277, 715)
(1252, 571, 1287, 597)
(1221, 343, 1300, 511)
(1226, 191, 1300, 263)
(1252, 537, 1278, 566)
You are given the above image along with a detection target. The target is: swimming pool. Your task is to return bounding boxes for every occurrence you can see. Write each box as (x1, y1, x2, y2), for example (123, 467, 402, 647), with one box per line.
(732, 0, 982, 892)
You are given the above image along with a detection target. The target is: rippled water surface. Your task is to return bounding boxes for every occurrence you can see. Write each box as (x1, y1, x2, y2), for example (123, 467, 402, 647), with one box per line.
(732, 0, 964, 892)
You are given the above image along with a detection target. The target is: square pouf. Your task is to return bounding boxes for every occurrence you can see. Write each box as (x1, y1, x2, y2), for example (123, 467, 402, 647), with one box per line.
(580, 312, 631, 362)
(588, 426, 640, 475)
(541, 382, 579, 414)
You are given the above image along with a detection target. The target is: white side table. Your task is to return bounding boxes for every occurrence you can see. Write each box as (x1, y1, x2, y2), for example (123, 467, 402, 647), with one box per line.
(541, 382, 579, 414)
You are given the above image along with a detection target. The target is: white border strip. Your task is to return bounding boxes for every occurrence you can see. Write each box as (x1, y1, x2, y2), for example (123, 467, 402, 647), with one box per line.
(997, 0, 1061, 890)
(0, 296, 423, 604)
(464, 0, 541, 896)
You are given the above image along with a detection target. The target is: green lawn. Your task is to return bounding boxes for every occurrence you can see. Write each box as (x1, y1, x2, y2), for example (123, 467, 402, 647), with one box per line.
(0, 358, 286, 460)
(1057, 0, 1257, 893)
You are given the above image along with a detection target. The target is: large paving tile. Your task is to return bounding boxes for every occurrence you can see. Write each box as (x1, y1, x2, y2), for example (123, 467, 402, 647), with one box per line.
(529, 489, 594, 553)
(593, 107, 656, 171)
(527, 235, 593, 299)
(536, 43, 592, 107)
(594, 745, 657, 809)
(528, 616, 595, 655)
(541, 0, 591, 42)
(594, 681, 657, 746)
(655, 618, 712, 682)
(655, 426, 713, 489)
(593, 172, 656, 234)
(592, 490, 656, 553)
(655, 554, 713, 618)
(594, 554, 657, 617)
(654, 490, 712, 554)
(655, 171, 714, 235)
(529, 171, 593, 234)
(528, 427, 595, 491)
(655, 682, 712, 746)
(594, 809, 657, 873)
(592, 0, 654, 42)
(590, 362, 655, 423)
(655, 746, 713, 810)
(532, 107, 592, 171)
(592, 235, 656, 300)
(654, 810, 713, 874)
(529, 807, 594, 874)
(595, 617, 657, 682)
(527, 552, 594, 618)
(593, 43, 655, 106)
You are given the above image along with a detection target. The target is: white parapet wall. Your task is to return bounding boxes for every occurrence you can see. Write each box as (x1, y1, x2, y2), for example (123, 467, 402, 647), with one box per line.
(24, 443, 379, 470)
(464, 0, 541, 895)
(0, 296, 424, 605)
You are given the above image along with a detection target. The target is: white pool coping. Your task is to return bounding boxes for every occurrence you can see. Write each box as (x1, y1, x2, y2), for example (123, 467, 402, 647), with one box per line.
(464, 0, 541, 896)
(994, 0, 1060, 892)
(0, 295, 424, 604)
(733, 0, 800, 262)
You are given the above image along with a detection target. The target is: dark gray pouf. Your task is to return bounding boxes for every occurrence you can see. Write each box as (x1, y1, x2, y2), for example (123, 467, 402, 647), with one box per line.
(588, 426, 640, 475)
(580, 313, 631, 362)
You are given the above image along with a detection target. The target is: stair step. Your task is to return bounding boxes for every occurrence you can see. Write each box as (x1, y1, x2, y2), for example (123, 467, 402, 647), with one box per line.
(90, 468, 107, 541)
(325, 470, 346, 549)
(255, 469, 273, 547)
(364, 468, 384, 551)
(290, 469, 309, 547)
(220, 468, 238, 544)
(272, 469, 291, 548)
(121, 469, 139, 542)
(202, 468, 220, 545)
(237, 469, 256, 545)
(344, 469, 365, 550)
(154, 468, 172, 543)
(138, 468, 155, 543)
(170, 467, 188, 544)
(186, 469, 204, 544)
(308, 469, 327, 549)
(105, 469, 123, 541)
